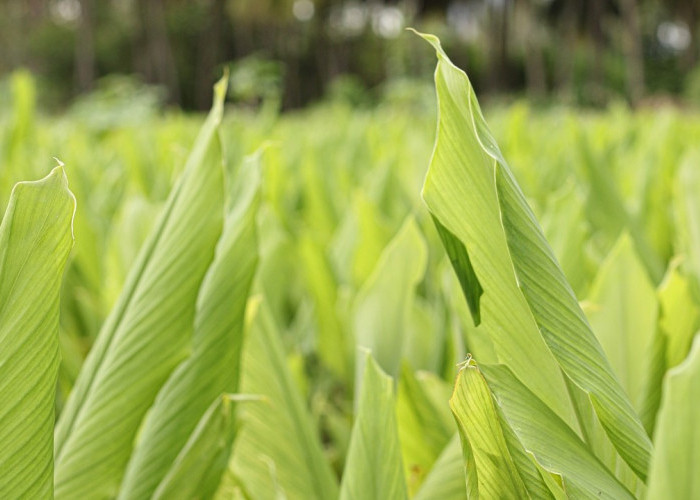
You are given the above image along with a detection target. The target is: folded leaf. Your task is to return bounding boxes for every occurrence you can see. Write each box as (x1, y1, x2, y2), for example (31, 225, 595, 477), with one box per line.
(417, 31, 652, 480)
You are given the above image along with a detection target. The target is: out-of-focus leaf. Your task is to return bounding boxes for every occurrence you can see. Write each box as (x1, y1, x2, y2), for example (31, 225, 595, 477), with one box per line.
(647, 335, 700, 498)
(352, 216, 427, 377)
(54, 77, 228, 498)
(585, 233, 657, 411)
(396, 364, 453, 493)
(540, 182, 592, 296)
(339, 351, 407, 500)
(298, 234, 350, 380)
(413, 435, 466, 500)
(675, 153, 700, 297)
(658, 261, 700, 368)
(577, 133, 664, 283)
(0, 167, 75, 498)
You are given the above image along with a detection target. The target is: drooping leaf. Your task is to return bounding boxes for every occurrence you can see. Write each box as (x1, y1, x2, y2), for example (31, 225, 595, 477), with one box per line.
(54, 77, 228, 498)
(0, 167, 75, 498)
(118, 154, 261, 498)
(339, 351, 407, 500)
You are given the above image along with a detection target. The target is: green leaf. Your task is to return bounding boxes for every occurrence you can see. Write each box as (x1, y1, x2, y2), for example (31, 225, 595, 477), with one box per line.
(352, 216, 427, 377)
(298, 234, 351, 380)
(416, 31, 652, 480)
(54, 77, 228, 498)
(675, 154, 700, 297)
(647, 335, 700, 498)
(585, 233, 658, 411)
(658, 261, 700, 369)
(432, 214, 482, 325)
(0, 166, 75, 498)
(339, 351, 407, 500)
(396, 365, 453, 494)
(480, 363, 635, 499)
(577, 140, 664, 283)
(118, 154, 261, 498)
(449, 360, 529, 498)
(153, 394, 239, 500)
(228, 299, 339, 500)
(413, 435, 466, 500)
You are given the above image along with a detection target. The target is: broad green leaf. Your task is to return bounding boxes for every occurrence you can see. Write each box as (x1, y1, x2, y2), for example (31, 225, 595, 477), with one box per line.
(480, 363, 635, 499)
(229, 300, 339, 500)
(118, 155, 261, 498)
(415, 30, 578, 431)
(585, 233, 657, 411)
(417, 31, 652, 480)
(152, 394, 238, 500)
(352, 216, 427, 377)
(340, 351, 407, 500)
(647, 335, 700, 498)
(0, 167, 75, 498)
(54, 77, 228, 498)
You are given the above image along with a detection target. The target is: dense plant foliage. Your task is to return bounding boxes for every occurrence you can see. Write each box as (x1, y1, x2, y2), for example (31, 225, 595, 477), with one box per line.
(1, 35, 699, 498)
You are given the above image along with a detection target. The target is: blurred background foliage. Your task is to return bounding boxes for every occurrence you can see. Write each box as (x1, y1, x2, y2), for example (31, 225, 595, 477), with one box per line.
(1, 0, 699, 112)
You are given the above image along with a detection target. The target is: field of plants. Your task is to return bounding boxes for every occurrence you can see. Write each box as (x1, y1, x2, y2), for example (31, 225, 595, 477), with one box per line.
(1, 35, 699, 498)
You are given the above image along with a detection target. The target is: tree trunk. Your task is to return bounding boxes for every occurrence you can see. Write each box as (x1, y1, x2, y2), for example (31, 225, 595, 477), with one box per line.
(618, 0, 645, 105)
(520, 0, 546, 99)
(194, 0, 228, 109)
(488, 0, 511, 91)
(136, 0, 180, 104)
(75, 0, 96, 94)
